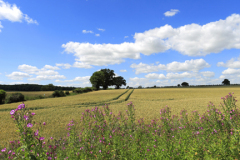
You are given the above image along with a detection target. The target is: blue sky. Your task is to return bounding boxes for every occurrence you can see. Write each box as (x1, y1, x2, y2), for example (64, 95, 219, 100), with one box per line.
(1, 0, 240, 88)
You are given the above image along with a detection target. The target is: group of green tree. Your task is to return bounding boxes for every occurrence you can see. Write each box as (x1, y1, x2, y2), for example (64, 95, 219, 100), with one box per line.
(90, 68, 126, 90)
(133, 79, 232, 89)
(0, 84, 76, 91)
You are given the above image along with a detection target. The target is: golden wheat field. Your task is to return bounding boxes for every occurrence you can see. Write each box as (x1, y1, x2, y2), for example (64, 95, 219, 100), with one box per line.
(5, 91, 72, 98)
(0, 87, 240, 148)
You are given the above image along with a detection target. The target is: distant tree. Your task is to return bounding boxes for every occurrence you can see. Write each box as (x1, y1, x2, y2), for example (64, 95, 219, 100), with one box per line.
(90, 71, 105, 90)
(222, 79, 230, 85)
(177, 84, 181, 87)
(126, 86, 129, 89)
(153, 85, 156, 88)
(181, 82, 189, 87)
(48, 84, 55, 91)
(113, 76, 126, 89)
(138, 85, 143, 89)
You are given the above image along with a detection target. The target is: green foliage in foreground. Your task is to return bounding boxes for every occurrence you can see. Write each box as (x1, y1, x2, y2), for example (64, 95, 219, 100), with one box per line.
(1, 92, 240, 159)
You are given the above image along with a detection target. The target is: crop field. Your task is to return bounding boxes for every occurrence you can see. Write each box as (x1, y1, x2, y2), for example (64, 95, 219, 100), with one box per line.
(0, 87, 240, 149)
(5, 91, 57, 98)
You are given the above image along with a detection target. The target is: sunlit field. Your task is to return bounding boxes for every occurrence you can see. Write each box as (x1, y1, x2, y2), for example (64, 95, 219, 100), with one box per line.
(1, 87, 240, 159)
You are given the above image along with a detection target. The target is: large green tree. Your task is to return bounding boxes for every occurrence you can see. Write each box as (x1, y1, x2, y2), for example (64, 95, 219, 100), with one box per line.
(100, 69, 116, 90)
(90, 71, 105, 90)
(222, 79, 230, 85)
(113, 76, 126, 89)
(181, 82, 189, 87)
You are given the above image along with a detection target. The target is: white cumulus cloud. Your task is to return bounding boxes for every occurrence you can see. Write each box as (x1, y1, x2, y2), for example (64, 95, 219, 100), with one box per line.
(95, 34, 100, 37)
(6, 72, 31, 80)
(55, 76, 90, 83)
(131, 59, 210, 74)
(56, 63, 71, 69)
(120, 70, 127, 72)
(62, 14, 240, 67)
(164, 9, 180, 17)
(28, 75, 66, 81)
(0, 0, 38, 31)
(43, 65, 60, 70)
(18, 64, 39, 74)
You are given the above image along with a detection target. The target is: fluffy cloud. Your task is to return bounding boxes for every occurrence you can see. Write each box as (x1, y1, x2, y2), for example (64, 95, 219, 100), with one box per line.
(164, 9, 180, 17)
(55, 76, 90, 83)
(18, 64, 60, 74)
(217, 56, 240, 68)
(145, 72, 195, 79)
(131, 59, 210, 74)
(72, 62, 92, 69)
(35, 70, 59, 76)
(0, 0, 38, 31)
(200, 71, 215, 77)
(62, 14, 240, 67)
(56, 63, 71, 69)
(6, 72, 31, 80)
(82, 30, 93, 34)
(43, 65, 60, 70)
(28, 75, 66, 81)
(18, 64, 39, 74)
(95, 34, 100, 37)
(97, 28, 105, 32)
(120, 69, 127, 72)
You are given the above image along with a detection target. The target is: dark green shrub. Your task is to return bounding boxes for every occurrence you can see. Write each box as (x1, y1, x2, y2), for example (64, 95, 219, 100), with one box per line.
(6, 93, 25, 103)
(65, 91, 70, 95)
(91, 87, 97, 91)
(73, 88, 83, 94)
(85, 87, 93, 92)
(59, 90, 66, 97)
(38, 95, 44, 99)
(0, 89, 6, 104)
(82, 88, 88, 93)
(52, 90, 60, 97)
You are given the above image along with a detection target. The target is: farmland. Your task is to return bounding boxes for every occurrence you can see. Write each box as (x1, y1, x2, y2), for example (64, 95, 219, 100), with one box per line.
(1, 87, 240, 159)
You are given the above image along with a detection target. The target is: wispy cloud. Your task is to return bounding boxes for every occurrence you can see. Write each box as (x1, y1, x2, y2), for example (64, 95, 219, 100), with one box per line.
(95, 34, 100, 37)
(120, 70, 127, 72)
(97, 28, 105, 32)
(164, 9, 179, 17)
(56, 63, 71, 69)
(124, 36, 128, 38)
(82, 30, 94, 34)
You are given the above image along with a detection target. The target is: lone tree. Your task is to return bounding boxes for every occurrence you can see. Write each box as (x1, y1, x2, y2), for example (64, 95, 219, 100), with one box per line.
(222, 79, 230, 85)
(177, 84, 181, 87)
(181, 82, 189, 87)
(90, 71, 105, 90)
(101, 69, 116, 90)
(90, 68, 127, 90)
(113, 76, 126, 89)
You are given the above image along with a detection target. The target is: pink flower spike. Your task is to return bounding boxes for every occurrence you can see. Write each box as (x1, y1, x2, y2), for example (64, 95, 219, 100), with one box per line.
(34, 130, 39, 136)
(43, 122, 46, 125)
(18, 104, 23, 110)
(32, 113, 36, 116)
(27, 123, 33, 127)
(10, 110, 15, 115)
(1, 148, 6, 152)
(39, 137, 45, 141)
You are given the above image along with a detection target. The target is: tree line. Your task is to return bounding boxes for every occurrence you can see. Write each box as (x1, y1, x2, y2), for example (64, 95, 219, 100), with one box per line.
(0, 84, 76, 91)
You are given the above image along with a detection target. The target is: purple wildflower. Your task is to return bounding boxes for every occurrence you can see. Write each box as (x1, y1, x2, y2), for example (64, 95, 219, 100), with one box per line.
(10, 110, 15, 115)
(27, 123, 33, 127)
(39, 137, 45, 141)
